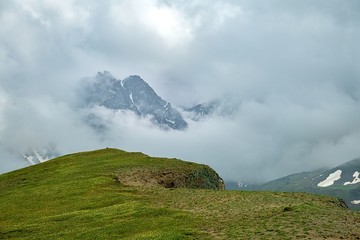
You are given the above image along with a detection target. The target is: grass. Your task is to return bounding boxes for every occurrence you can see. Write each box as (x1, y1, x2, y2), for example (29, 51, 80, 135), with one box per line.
(1, 148, 360, 239)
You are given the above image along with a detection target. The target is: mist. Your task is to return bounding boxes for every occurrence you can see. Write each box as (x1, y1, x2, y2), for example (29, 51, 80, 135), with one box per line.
(1, 0, 360, 182)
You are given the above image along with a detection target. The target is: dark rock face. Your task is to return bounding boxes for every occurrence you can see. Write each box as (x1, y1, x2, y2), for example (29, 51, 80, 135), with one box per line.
(82, 71, 139, 113)
(185, 101, 219, 121)
(122, 75, 187, 130)
(116, 165, 225, 190)
(81, 71, 187, 130)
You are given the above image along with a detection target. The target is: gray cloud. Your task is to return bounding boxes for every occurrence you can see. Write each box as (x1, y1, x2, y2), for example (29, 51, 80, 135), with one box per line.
(1, 0, 360, 182)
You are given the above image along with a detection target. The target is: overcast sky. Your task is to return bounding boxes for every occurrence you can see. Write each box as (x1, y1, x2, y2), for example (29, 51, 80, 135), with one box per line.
(1, 0, 360, 182)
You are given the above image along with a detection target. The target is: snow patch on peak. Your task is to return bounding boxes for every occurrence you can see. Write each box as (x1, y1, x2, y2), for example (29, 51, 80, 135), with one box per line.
(344, 171, 360, 186)
(129, 92, 134, 104)
(237, 181, 247, 188)
(23, 154, 36, 165)
(164, 119, 175, 125)
(32, 149, 46, 163)
(317, 170, 342, 187)
(22, 147, 58, 165)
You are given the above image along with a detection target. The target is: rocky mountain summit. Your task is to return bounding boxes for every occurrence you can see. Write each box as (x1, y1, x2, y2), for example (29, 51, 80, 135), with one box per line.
(81, 71, 188, 130)
(184, 101, 219, 121)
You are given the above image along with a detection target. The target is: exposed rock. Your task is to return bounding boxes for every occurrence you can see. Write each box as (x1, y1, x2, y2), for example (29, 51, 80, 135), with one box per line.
(80, 72, 188, 130)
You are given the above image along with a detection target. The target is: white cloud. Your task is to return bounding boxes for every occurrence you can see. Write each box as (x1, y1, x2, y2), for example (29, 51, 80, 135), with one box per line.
(106, 0, 242, 48)
(138, 2, 193, 47)
(0, 86, 7, 132)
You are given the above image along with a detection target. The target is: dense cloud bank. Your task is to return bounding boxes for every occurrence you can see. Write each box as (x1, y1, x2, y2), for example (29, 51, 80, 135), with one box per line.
(1, 0, 360, 182)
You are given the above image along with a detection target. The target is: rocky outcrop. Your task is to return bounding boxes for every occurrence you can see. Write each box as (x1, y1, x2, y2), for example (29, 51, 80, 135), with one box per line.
(80, 71, 188, 130)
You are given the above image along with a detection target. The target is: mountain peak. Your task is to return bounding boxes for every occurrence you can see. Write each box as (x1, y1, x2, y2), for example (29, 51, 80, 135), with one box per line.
(123, 75, 142, 81)
(96, 71, 117, 82)
(81, 71, 188, 130)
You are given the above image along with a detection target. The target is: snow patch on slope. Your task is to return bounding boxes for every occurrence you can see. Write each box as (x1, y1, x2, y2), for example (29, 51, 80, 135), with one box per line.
(165, 119, 175, 125)
(317, 170, 342, 187)
(33, 149, 46, 163)
(344, 171, 360, 186)
(23, 155, 36, 165)
(22, 148, 56, 165)
(129, 92, 134, 105)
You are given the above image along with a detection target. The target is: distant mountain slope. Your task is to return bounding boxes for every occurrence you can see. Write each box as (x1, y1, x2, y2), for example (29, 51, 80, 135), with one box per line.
(184, 98, 240, 121)
(259, 158, 360, 210)
(1, 148, 360, 239)
(22, 147, 59, 165)
(184, 101, 219, 121)
(80, 71, 187, 130)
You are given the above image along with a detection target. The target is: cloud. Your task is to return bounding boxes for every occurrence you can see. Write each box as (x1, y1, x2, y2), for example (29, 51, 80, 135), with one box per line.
(0, 95, 99, 155)
(1, 0, 360, 182)
(114, 1, 193, 47)
(0, 86, 7, 132)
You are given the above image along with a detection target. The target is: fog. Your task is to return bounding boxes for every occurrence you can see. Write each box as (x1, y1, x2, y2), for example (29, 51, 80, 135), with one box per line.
(1, 0, 360, 182)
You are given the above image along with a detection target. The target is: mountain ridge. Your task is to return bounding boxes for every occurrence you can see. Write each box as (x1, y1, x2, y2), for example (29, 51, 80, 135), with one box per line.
(80, 71, 188, 130)
(257, 157, 360, 210)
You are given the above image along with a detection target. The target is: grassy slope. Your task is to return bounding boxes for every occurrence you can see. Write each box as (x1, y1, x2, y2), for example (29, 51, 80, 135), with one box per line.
(1, 148, 360, 239)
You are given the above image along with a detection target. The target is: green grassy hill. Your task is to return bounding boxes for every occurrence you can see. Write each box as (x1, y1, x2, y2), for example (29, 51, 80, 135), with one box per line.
(1, 148, 360, 239)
